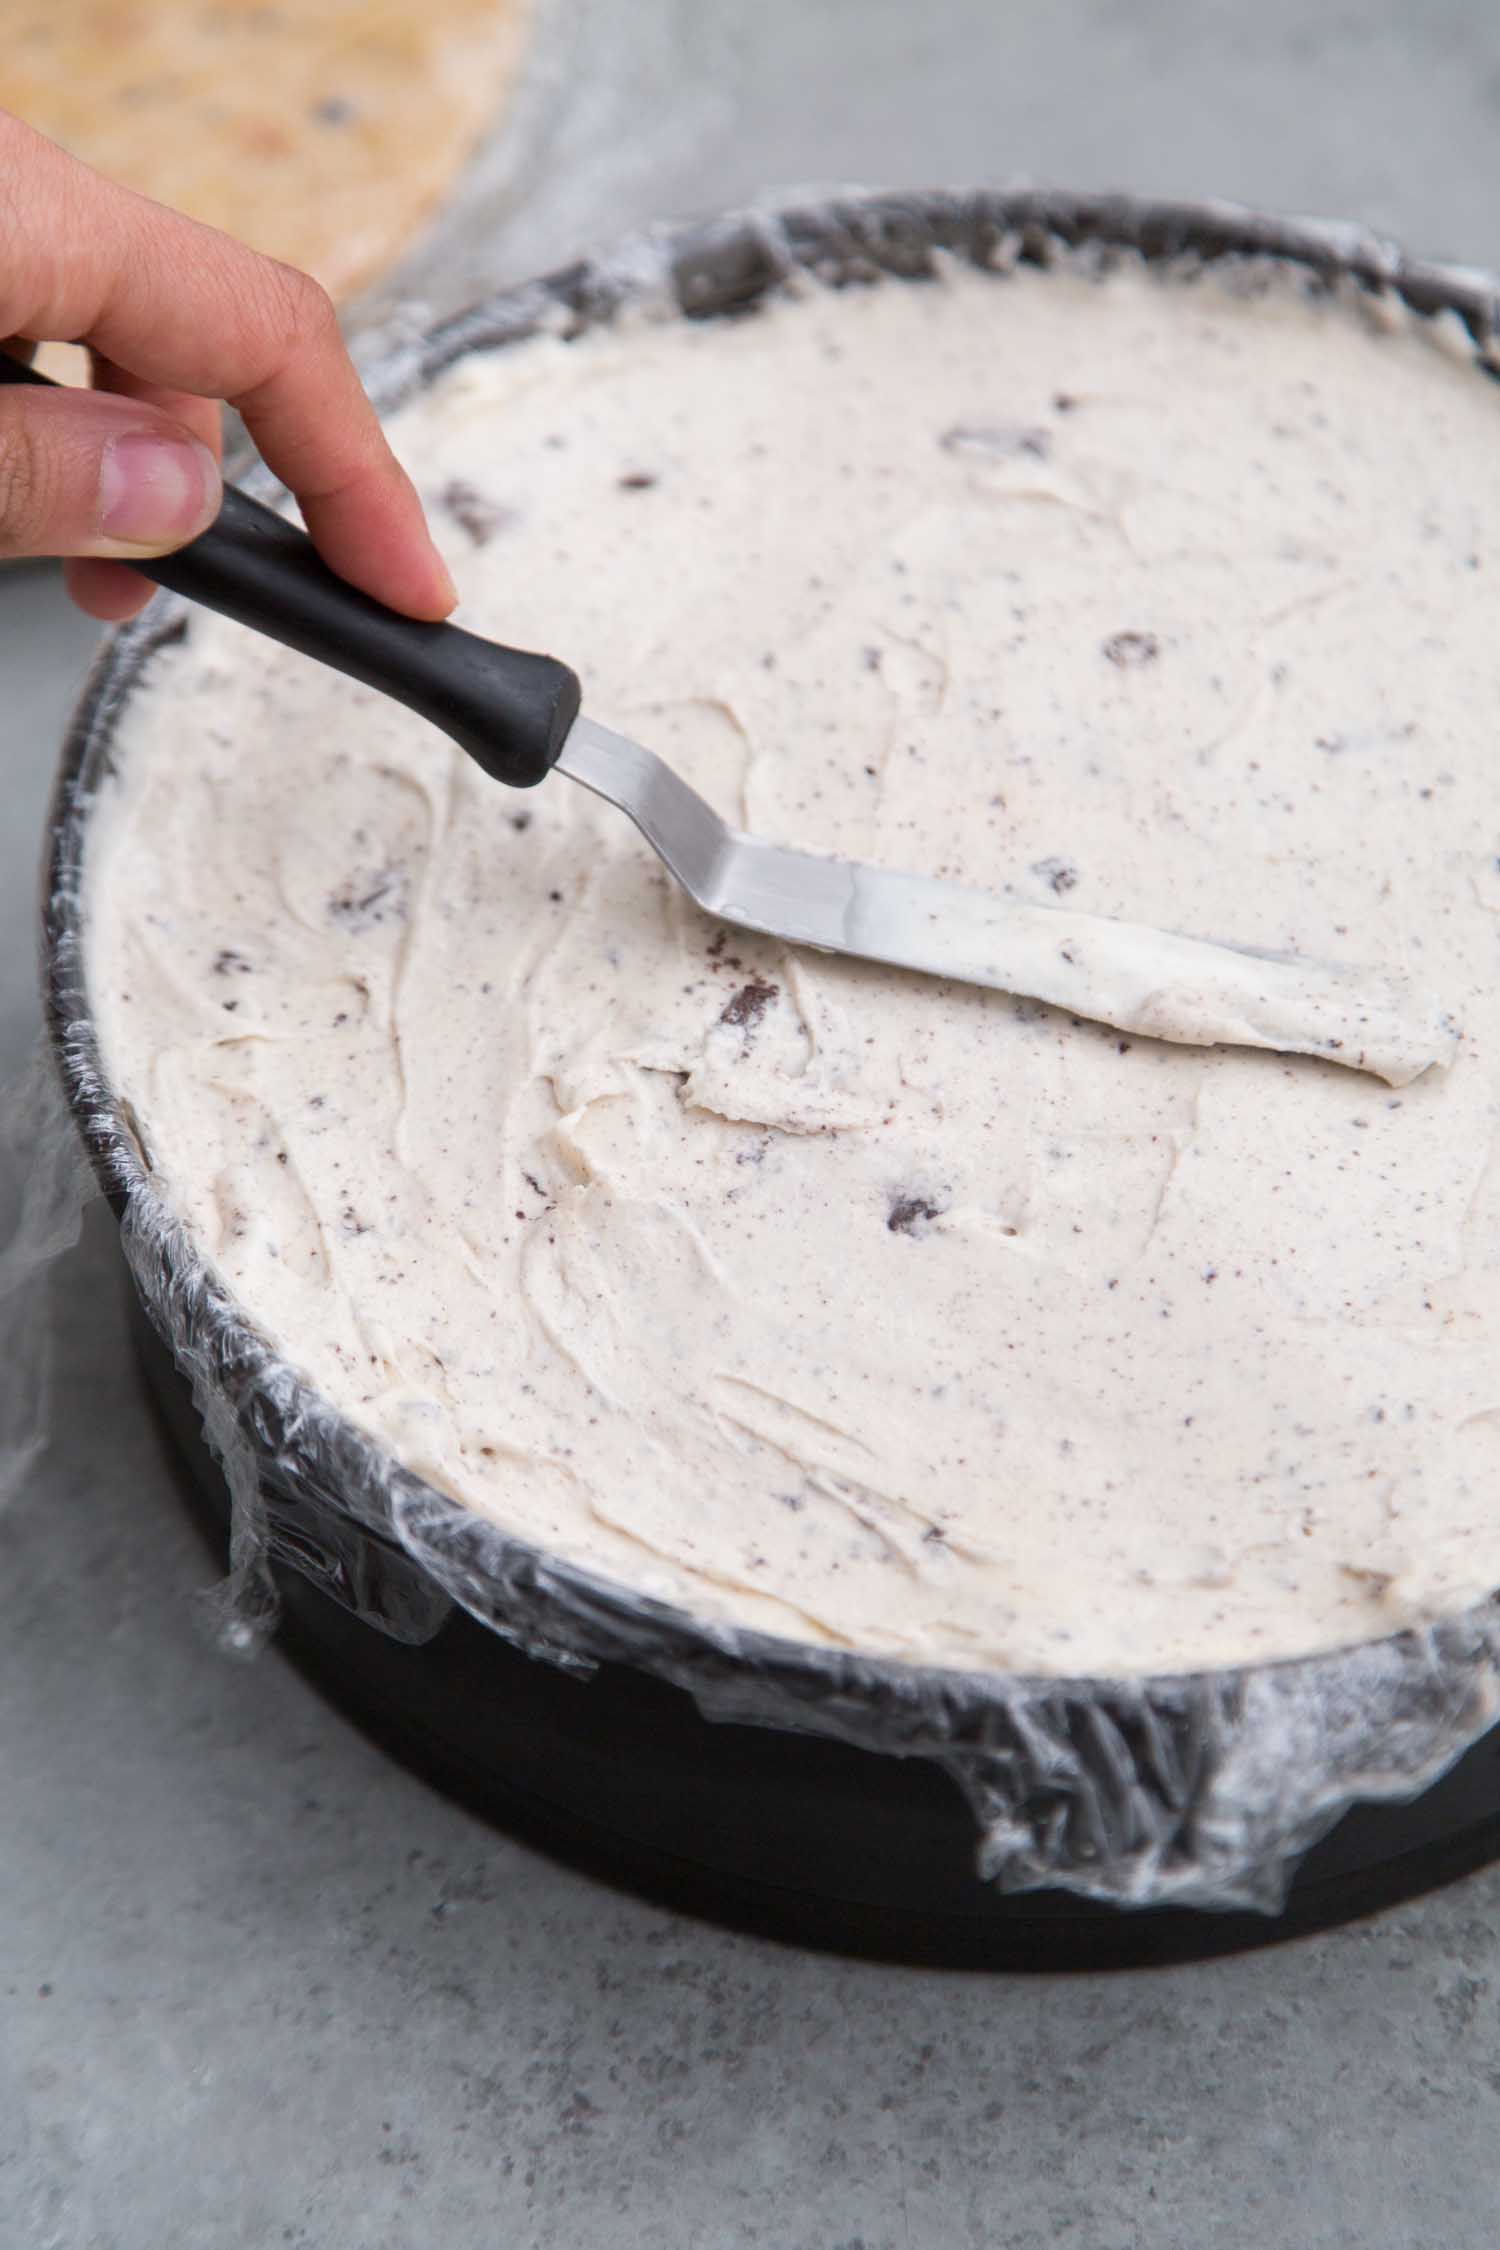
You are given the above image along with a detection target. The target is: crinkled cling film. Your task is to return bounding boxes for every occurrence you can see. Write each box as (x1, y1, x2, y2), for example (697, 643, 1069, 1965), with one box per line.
(31, 189, 1500, 1914)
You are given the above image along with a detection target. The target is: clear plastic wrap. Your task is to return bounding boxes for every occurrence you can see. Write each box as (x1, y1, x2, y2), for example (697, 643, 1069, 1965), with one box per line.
(0, 1043, 92, 1513)
(32, 189, 1500, 1914)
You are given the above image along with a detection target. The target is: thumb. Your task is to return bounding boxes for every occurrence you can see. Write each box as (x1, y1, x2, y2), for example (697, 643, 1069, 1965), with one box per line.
(0, 385, 221, 562)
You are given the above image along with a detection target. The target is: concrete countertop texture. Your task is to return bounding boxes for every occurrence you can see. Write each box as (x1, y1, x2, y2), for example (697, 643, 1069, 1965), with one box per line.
(6, 3, 1500, 2244)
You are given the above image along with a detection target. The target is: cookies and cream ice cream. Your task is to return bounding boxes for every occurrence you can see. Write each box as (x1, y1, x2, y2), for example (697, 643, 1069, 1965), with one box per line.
(82, 250, 1500, 1675)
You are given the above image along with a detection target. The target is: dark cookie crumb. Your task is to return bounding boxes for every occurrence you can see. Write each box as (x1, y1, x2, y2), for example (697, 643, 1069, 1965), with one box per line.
(329, 865, 407, 932)
(1103, 630, 1161, 668)
(441, 479, 511, 547)
(1032, 855, 1079, 896)
(707, 929, 746, 971)
(618, 471, 658, 491)
(511, 811, 532, 832)
(212, 947, 254, 976)
(888, 1192, 947, 1237)
(720, 979, 778, 1031)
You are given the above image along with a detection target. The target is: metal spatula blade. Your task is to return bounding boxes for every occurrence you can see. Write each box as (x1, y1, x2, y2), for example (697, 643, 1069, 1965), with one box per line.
(557, 719, 1449, 1090)
(3, 349, 1444, 1092)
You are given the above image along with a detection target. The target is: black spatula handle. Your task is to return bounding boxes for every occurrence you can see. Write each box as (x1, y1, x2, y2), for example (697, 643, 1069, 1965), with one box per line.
(0, 353, 579, 788)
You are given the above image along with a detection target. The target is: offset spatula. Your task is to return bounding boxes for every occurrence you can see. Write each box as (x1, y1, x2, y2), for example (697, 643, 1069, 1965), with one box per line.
(5, 355, 1449, 1088)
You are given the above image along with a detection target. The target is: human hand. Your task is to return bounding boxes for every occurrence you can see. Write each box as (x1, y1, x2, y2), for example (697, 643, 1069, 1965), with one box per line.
(0, 110, 456, 624)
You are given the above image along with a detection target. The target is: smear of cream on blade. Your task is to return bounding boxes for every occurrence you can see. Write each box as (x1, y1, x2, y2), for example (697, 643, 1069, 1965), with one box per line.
(565, 727, 1455, 1085)
(807, 854, 1450, 1085)
(83, 252, 1500, 1677)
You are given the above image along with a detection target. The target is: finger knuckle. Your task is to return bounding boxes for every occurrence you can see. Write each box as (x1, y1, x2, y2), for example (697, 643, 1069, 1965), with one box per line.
(234, 260, 340, 400)
(266, 261, 338, 353)
(0, 403, 51, 553)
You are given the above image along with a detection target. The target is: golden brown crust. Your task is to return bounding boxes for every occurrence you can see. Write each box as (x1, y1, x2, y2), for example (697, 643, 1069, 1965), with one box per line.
(3, 0, 530, 299)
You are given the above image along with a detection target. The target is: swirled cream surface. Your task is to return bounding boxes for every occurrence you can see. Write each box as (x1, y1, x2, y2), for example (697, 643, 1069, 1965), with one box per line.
(85, 254, 1500, 1674)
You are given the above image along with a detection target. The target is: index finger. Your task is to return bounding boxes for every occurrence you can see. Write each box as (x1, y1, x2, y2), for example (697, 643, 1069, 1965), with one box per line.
(0, 112, 456, 620)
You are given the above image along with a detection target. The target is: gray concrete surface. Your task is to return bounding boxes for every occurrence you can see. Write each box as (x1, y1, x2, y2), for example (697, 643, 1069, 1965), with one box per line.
(7, 4, 1500, 2244)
